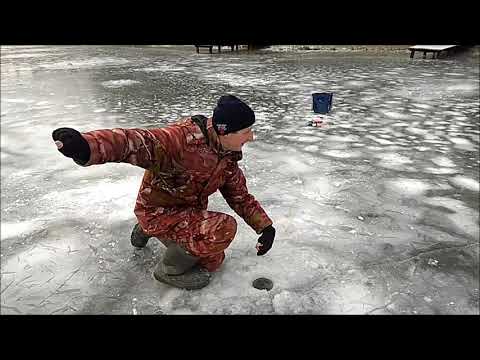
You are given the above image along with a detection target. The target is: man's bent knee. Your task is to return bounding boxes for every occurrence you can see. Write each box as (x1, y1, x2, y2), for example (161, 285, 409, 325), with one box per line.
(219, 214, 237, 243)
(197, 213, 237, 255)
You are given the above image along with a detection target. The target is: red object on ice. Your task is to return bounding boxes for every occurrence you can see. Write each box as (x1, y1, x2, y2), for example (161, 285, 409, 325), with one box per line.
(310, 118, 326, 127)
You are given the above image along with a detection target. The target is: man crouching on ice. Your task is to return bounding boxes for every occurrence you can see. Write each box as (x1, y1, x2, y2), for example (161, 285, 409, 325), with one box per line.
(52, 95, 276, 290)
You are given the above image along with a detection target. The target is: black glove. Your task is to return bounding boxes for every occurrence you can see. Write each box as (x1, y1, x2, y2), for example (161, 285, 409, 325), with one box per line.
(257, 225, 275, 256)
(52, 127, 90, 164)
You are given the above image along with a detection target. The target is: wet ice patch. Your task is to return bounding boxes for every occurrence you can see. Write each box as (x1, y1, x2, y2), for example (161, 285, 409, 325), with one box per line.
(101, 80, 141, 88)
(449, 176, 479, 192)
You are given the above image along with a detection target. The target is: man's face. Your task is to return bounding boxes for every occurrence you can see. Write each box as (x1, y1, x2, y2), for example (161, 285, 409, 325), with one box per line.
(219, 127, 254, 152)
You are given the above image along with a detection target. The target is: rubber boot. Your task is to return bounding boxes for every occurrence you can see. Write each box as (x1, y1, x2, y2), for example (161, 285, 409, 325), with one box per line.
(153, 243, 211, 290)
(130, 223, 151, 248)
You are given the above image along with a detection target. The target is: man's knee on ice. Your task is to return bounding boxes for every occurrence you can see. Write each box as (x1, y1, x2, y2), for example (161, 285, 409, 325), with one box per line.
(219, 215, 237, 243)
(207, 214, 237, 252)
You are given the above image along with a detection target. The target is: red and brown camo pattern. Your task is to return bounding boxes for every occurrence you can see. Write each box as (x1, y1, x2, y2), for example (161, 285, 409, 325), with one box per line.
(80, 117, 273, 271)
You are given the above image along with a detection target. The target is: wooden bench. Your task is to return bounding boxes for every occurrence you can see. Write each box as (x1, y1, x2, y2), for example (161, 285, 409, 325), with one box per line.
(409, 45, 458, 59)
(195, 45, 214, 54)
(195, 45, 239, 53)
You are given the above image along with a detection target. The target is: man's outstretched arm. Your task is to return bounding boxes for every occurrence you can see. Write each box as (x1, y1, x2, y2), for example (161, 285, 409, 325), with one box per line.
(52, 126, 183, 169)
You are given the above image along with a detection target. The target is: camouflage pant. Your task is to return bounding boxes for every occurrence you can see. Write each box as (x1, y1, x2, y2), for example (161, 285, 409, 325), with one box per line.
(137, 208, 237, 272)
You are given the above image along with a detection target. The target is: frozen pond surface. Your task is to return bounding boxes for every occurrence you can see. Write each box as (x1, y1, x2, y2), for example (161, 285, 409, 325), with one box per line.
(1, 45, 479, 314)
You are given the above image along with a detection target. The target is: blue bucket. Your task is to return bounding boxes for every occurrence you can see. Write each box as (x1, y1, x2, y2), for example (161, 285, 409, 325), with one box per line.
(312, 92, 333, 114)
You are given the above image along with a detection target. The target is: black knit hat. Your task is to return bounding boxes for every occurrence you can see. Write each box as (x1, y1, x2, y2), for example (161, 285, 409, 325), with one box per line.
(212, 95, 255, 135)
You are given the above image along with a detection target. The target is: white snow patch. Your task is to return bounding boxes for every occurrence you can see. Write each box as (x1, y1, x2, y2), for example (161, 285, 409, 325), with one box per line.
(365, 136, 394, 145)
(446, 83, 478, 92)
(407, 127, 429, 136)
(1, 53, 52, 59)
(1, 220, 45, 240)
(383, 111, 412, 120)
(134, 65, 186, 72)
(272, 291, 317, 314)
(391, 122, 409, 127)
(384, 178, 431, 196)
(322, 150, 362, 158)
(449, 176, 479, 192)
(274, 155, 314, 174)
(325, 135, 360, 143)
(295, 136, 323, 144)
(203, 73, 273, 87)
(422, 197, 479, 239)
(431, 156, 456, 168)
(3, 99, 35, 104)
(304, 145, 319, 152)
(40, 177, 139, 220)
(101, 80, 140, 88)
(41, 57, 130, 70)
(424, 167, 459, 175)
(344, 80, 369, 87)
(412, 103, 432, 109)
(448, 137, 476, 151)
(375, 152, 414, 170)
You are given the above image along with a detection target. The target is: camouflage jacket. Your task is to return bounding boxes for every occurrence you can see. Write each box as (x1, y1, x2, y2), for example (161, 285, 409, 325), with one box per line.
(80, 117, 273, 234)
